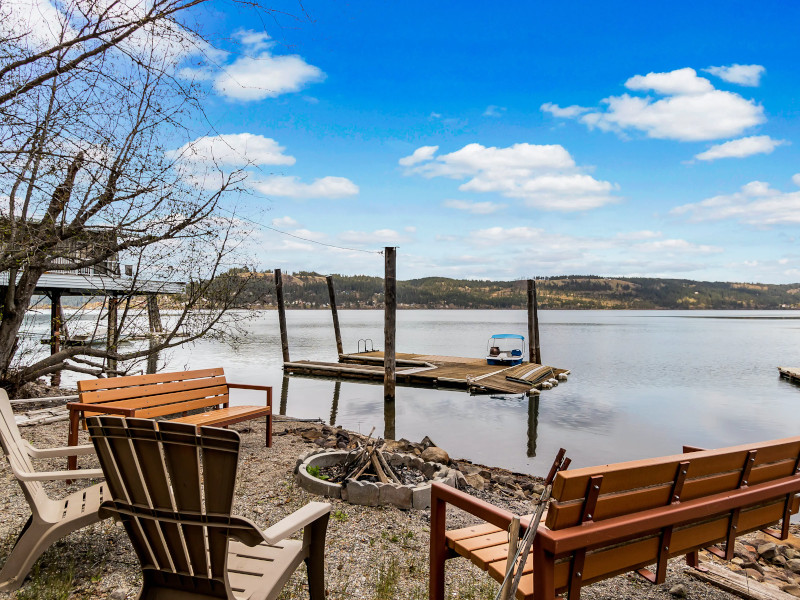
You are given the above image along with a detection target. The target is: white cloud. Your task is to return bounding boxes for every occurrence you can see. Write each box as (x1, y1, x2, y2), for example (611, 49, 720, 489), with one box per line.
(483, 105, 506, 117)
(184, 30, 324, 101)
(399, 146, 439, 167)
(694, 135, 787, 161)
(671, 179, 800, 225)
(443, 199, 505, 214)
(792, 174, 800, 187)
(251, 175, 358, 199)
(540, 103, 590, 118)
(271, 216, 299, 228)
(625, 68, 714, 95)
(403, 143, 616, 211)
(546, 68, 765, 142)
(705, 64, 765, 87)
(4, 0, 69, 47)
(168, 134, 295, 166)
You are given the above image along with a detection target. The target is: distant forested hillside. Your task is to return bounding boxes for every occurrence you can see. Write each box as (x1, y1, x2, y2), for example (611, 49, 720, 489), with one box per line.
(210, 270, 800, 310)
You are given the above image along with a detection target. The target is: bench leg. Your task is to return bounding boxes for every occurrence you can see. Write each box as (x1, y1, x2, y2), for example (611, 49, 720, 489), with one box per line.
(686, 550, 700, 569)
(429, 494, 447, 600)
(533, 542, 558, 600)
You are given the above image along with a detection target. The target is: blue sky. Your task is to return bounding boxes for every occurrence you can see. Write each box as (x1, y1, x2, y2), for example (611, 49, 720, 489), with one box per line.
(178, 1, 800, 283)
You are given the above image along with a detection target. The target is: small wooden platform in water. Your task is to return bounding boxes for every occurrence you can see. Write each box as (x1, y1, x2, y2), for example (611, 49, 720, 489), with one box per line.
(284, 351, 568, 395)
(779, 367, 800, 385)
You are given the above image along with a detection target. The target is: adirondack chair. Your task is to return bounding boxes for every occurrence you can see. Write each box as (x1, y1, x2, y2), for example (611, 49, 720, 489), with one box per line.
(86, 415, 331, 600)
(0, 390, 106, 591)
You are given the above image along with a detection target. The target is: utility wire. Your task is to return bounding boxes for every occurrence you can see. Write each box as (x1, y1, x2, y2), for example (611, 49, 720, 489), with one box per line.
(217, 206, 384, 255)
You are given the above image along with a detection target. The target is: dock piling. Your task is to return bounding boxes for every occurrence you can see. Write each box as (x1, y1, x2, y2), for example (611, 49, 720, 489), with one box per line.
(326, 276, 344, 356)
(527, 279, 542, 364)
(275, 268, 290, 363)
(147, 294, 163, 334)
(384, 247, 397, 401)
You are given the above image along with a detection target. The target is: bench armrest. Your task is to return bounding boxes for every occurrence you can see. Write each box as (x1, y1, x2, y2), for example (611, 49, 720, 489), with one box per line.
(227, 383, 273, 408)
(430, 481, 517, 531)
(67, 402, 137, 417)
(227, 383, 272, 392)
(23, 440, 96, 458)
(261, 502, 331, 545)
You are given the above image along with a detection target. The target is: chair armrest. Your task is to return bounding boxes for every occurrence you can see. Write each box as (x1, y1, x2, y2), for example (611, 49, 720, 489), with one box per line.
(67, 402, 136, 417)
(12, 466, 104, 481)
(261, 502, 331, 545)
(23, 440, 96, 458)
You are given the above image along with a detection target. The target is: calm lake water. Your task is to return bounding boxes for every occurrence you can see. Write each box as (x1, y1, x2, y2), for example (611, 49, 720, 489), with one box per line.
(24, 309, 800, 476)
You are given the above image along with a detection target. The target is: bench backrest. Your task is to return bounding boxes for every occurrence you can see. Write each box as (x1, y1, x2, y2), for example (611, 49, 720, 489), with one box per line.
(546, 436, 800, 530)
(77, 368, 229, 419)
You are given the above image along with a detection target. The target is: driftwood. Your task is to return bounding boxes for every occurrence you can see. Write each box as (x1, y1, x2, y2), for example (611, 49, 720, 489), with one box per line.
(341, 436, 401, 484)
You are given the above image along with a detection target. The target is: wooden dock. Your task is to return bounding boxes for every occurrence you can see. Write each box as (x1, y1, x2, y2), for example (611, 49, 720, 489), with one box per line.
(284, 352, 568, 395)
(779, 367, 800, 385)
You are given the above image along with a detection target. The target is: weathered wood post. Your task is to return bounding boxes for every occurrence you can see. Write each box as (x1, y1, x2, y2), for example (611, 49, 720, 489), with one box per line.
(147, 294, 163, 334)
(384, 397, 396, 440)
(527, 279, 542, 364)
(383, 247, 396, 402)
(107, 295, 119, 375)
(49, 291, 62, 386)
(146, 337, 159, 374)
(331, 380, 341, 425)
(275, 269, 290, 363)
(326, 275, 344, 357)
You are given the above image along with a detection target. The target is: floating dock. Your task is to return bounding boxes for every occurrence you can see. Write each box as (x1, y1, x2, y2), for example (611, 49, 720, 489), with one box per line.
(779, 367, 800, 385)
(284, 351, 568, 395)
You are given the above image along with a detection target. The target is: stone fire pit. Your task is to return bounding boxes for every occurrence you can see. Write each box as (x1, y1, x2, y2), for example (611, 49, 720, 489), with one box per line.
(295, 449, 458, 510)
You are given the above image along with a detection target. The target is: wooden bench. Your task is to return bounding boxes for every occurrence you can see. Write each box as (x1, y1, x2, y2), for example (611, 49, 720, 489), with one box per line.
(66, 368, 272, 469)
(430, 437, 800, 600)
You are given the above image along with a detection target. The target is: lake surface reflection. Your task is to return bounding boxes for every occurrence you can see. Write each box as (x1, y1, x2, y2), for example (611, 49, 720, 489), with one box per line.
(33, 309, 800, 475)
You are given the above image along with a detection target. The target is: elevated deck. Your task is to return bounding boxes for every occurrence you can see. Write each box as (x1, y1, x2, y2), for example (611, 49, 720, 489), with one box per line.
(284, 351, 568, 395)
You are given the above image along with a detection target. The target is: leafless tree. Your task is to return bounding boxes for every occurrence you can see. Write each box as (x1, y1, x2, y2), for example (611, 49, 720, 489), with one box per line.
(0, 0, 273, 391)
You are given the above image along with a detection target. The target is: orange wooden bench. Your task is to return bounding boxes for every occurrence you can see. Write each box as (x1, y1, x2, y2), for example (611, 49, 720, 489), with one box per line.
(66, 368, 272, 469)
(430, 437, 800, 600)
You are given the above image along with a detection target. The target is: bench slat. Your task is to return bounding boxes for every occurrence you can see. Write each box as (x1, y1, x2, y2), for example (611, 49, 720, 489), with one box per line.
(87, 386, 229, 415)
(551, 437, 800, 503)
(135, 394, 230, 419)
(547, 456, 798, 529)
(77, 368, 225, 392)
(170, 406, 271, 426)
(79, 376, 228, 404)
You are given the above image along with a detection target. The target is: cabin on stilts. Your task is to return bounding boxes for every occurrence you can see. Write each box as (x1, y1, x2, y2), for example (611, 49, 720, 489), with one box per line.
(0, 225, 183, 379)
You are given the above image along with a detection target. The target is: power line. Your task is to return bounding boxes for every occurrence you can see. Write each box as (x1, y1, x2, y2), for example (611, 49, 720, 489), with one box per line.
(217, 206, 384, 255)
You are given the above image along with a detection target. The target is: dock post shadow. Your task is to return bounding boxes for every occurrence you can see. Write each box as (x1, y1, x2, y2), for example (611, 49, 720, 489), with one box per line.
(527, 394, 539, 458)
(330, 380, 340, 425)
(384, 396, 396, 440)
(279, 374, 289, 416)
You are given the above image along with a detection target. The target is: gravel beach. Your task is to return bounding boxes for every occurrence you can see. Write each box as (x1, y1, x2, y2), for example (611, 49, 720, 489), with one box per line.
(0, 411, 770, 599)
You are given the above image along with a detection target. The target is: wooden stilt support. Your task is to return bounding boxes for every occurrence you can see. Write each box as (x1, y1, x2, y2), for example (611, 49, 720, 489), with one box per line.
(50, 291, 62, 386)
(326, 276, 344, 356)
(383, 247, 396, 402)
(146, 294, 163, 334)
(107, 295, 119, 376)
(275, 268, 290, 363)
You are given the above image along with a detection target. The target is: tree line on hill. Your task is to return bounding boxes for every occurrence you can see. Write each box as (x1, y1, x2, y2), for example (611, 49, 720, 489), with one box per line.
(211, 270, 800, 310)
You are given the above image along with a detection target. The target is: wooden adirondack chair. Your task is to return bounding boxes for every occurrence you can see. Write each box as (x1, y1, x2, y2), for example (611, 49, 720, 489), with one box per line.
(86, 415, 331, 600)
(0, 390, 106, 591)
